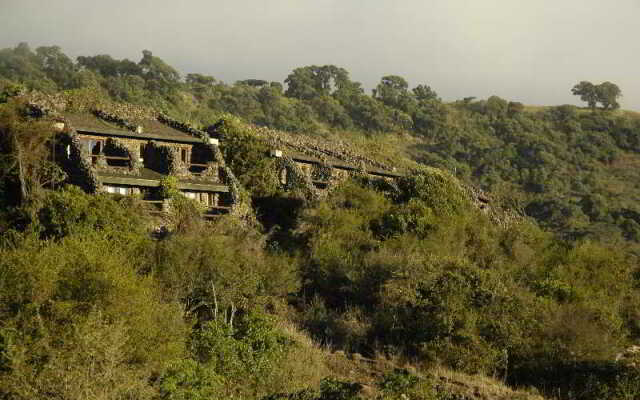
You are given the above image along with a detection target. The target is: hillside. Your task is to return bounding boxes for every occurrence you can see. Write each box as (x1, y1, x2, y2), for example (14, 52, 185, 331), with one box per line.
(1, 43, 640, 400)
(5, 44, 639, 245)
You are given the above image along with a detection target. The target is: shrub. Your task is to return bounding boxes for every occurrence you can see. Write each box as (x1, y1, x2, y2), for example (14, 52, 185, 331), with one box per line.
(396, 168, 469, 216)
(159, 175, 180, 199)
(263, 378, 363, 400)
(152, 222, 299, 317)
(190, 311, 292, 398)
(317, 378, 363, 400)
(377, 368, 420, 394)
(167, 195, 207, 233)
(0, 311, 158, 400)
(217, 115, 281, 197)
(157, 359, 223, 400)
(376, 198, 436, 238)
(35, 185, 147, 241)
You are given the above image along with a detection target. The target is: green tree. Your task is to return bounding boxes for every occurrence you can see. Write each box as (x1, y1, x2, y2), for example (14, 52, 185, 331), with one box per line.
(35, 45, 77, 89)
(412, 84, 439, 102)
(373, 75, 416, 113)
(0, 43, 56, 91)
(507, 101, 525, 117)
(485, 95, 508, 119)
(572, 81, 622, 110)
(0, 99, 64, 206)
(237, 79, 268, 87)
(138, 50, 181, 95)
(77, 54, 121, 77)
(572, 81, 598, 110)
(345, 94, 395, 132)
(284, 66, 318, 100)
(77, 54, 142, 77)
(596, 81, 622, 110)
(284, 65, 353, 100)
(186, 73, 217, 99)
(0, 80, 26, 103)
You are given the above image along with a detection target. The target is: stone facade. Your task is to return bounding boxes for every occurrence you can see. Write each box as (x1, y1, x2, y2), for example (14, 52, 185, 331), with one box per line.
(57, 117, 231, 214)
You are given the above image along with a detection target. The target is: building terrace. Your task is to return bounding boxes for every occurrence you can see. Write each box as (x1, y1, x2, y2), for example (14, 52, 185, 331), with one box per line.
(54, 109, 234, 216)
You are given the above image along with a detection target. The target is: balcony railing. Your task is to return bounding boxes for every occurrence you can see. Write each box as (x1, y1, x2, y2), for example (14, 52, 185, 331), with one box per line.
(90, 154, 131, 167)
(189, 162, 210, 176)
(142, 200, 230, 218)
(90, 154, 130, 160)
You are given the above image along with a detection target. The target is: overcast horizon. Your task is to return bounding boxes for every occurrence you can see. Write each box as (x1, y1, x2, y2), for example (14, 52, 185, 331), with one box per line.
(1, 0, 638, 110)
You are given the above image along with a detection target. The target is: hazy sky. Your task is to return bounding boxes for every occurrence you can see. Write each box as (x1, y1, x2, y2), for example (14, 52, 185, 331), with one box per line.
(1, 0, 639, 110)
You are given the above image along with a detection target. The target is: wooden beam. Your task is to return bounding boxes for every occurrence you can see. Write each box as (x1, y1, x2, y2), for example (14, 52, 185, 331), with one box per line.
(98, 175, 161, 187)
(77, 129, 202, 144)
(97, 174, 229, 193)
(178, 182, 229, 192)
(287, 153, 403, 178)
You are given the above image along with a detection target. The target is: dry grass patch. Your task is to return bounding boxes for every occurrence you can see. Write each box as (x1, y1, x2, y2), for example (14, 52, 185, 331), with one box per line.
(430, 366, 546, 400)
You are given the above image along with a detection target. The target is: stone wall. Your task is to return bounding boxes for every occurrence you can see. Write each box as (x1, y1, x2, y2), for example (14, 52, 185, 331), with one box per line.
(189, 143, 219, 182)
(58, 129, 100, 193)
(145, 142, 192, 176)
(76, 134, 146, 176)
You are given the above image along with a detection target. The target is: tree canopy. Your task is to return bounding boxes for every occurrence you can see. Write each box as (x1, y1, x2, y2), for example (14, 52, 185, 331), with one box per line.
(572, 80, 622, 110)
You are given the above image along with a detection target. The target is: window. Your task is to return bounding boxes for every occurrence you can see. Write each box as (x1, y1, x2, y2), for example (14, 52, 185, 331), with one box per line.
(219, 192, 233, 207)
(105, 185, 131, 195)
(181, 149, 187, 163)
(89, 140, 103, 154)
(85, 139, 104, 165)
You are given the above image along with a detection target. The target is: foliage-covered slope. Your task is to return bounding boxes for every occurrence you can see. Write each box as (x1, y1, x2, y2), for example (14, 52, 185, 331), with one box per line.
(2, 43, 640, 400)
(3, 42, 639, 245)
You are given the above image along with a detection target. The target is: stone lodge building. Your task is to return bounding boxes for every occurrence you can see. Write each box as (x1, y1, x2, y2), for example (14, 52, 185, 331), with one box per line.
(53, 110, 233, 216)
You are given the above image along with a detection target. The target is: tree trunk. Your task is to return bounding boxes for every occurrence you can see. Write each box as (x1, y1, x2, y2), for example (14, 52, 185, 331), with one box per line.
(15, 136, 27, 205)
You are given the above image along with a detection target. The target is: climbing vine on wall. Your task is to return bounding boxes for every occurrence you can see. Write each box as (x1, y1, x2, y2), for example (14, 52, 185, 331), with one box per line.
(147, 142, 185, 176)
(277, 157, 319, 200)
(207, 141, 253, 223)
(104, 139, 139, 173)
(64, 127, 100, 193)
(311, 162, 333, 183)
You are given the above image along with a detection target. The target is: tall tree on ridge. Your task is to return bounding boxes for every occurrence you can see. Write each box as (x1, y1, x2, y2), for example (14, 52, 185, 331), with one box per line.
(571, 81, 598, 110)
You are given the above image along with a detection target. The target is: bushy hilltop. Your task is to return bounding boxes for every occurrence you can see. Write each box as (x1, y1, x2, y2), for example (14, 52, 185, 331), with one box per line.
(1, 43, 640, 400)
(3, 43, 640, 244)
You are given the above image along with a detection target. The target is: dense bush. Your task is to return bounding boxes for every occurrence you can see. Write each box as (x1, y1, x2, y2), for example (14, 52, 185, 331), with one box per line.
(294, 179, 639, 398)
(3, 42, 640, 399)
(0, 189, 315, 399)
(218, 114, 281, 197)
